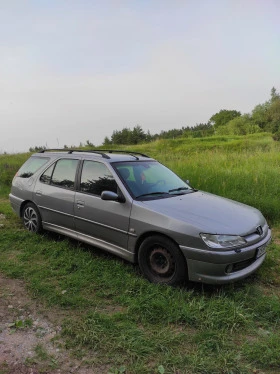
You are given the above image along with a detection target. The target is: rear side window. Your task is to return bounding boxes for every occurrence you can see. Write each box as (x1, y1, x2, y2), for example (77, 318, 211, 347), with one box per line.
(40, 159, 79, 190)
(17, 157, 49, 178)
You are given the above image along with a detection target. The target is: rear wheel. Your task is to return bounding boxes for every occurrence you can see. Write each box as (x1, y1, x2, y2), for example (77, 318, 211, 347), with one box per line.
(138, 235, 187, 285)
(22, 203, 42, 233)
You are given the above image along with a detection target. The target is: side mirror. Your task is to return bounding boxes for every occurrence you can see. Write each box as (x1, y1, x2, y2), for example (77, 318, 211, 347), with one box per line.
(101, 191, 125, 203)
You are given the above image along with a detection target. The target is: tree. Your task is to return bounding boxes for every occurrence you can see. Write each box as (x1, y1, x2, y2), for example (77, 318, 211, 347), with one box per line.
(251, 87, 280, 133)
(266, 98, 280, 133)
(86, 140, 94, 147)
(29, 145, 46, 152)
(271, 86, 280, 103)
(103, 136, 111, 146)
(216, 114, 260, 135)
(251, 102, 270, 129)
(209, 110, 241, 128)
(131, 125, 146, 144)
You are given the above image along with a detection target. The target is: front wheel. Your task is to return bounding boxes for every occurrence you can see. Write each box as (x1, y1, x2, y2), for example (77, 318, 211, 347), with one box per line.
(22, 203, 42, 233)
(138, 235, 187, 285)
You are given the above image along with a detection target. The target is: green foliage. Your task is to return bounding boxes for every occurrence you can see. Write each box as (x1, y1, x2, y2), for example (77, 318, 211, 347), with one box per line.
(267, 96, 280, 132)
(29, 145, 47, 152)
(103, 136, 112, 146)
(216, 114, 261, 135)
(105, 123, 215, 145)
(242, 333, 280, 369)
(210, 109, 241, 128)
(8, 319, 33, 330)
(251, 101, 271, 129)
(111, 125, 147, 145)
(251, 87, 280, 134)
(272, 131, 280, 141)
(271, 86, 280, 102)
(0, 153, 30, 196)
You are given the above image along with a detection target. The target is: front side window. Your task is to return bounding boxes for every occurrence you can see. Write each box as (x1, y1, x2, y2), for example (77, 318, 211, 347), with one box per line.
(17, 157, 49, 178)
(40, 159, 79, 190)
(80, 161, 118, 196)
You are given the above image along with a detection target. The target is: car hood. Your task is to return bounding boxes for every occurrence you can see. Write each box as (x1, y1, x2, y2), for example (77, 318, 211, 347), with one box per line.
(141, 191, 265, 235)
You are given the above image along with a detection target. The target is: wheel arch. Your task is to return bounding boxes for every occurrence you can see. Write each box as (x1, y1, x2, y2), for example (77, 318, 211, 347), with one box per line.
(20, 200, 39, 217)
(134, 231, 181, 263)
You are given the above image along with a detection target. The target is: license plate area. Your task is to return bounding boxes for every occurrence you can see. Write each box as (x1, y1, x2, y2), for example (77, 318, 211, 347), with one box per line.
(256, 244, 266, 258)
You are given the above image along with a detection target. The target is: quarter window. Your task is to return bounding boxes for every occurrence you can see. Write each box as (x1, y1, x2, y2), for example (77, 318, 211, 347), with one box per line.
(17, 157, 49, 178)
(80, 161, 118, 195)
(40, 163, 55, 184)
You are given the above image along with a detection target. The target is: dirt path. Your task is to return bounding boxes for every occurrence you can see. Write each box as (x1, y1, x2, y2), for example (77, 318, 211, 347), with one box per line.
(0, 274, 102, 374)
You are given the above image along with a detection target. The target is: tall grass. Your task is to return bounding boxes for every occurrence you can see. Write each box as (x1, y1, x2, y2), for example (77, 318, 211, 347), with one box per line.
(0, 152, 30, 195)
(1, 135, 280, 373)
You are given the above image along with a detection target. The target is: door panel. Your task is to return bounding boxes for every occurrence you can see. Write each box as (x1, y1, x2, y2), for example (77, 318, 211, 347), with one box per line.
(74, 192, 130, 248)
(35, 184, 76, 229)
(34, 158, 79, 230)
(74, 160, 130, 249)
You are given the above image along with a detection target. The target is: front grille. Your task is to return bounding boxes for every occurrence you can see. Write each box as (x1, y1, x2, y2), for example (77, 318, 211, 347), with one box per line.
(244, 223, 269, 245)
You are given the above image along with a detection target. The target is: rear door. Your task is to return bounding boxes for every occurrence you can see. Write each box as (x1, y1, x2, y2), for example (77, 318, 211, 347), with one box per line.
(34, 158, 79, 230)
(74, 160, 131, 250)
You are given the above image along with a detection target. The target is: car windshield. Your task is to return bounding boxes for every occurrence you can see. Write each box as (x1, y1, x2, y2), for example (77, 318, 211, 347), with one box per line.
(114, 161, 195, 200)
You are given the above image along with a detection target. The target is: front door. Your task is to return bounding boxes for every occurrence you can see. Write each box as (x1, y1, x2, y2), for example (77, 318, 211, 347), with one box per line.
(74, 160, 131, 251)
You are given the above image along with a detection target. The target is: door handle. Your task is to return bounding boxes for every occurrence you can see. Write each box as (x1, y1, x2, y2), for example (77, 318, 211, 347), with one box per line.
(76, 200, 85, 209)
(35, 190, 42, 196)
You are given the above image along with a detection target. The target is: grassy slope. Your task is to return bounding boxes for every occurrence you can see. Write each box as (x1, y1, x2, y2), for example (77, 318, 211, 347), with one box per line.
(0, 134, 280, 373)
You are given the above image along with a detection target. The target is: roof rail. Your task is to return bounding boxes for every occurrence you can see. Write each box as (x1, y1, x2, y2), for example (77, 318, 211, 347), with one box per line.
(39, 149, 110, 159)
(96, 149, 150, 159)
(38, 149, 150, 159)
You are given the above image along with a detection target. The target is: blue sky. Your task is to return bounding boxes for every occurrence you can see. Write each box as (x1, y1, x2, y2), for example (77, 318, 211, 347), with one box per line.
(1, 0, 280, 152)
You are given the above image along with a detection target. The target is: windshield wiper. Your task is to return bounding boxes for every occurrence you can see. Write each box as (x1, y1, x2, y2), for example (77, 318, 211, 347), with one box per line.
(136, 191, 169, 199)
(169, 187, 189, 193)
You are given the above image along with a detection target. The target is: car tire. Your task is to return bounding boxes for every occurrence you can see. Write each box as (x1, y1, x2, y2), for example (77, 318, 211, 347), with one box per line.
(138, 235, 187, 285)
(22, 203, 42, 233)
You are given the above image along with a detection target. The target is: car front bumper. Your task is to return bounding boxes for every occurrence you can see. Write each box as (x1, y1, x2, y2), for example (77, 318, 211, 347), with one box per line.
(180, 229, 271, 284)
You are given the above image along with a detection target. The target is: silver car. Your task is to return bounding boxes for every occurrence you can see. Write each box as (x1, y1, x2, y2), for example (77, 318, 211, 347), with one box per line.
(9, 149, 271, 285)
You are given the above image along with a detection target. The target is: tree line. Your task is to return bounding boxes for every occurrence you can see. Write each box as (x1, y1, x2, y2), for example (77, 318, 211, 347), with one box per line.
(29, 87, 280, 151)
(101, 87, 280, 145)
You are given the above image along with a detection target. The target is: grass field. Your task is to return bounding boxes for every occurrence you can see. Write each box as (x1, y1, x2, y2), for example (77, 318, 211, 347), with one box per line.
(1, 134, 280, 373)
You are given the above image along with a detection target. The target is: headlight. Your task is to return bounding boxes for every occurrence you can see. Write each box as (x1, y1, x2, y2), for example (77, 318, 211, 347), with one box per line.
(200, 233, 247, 249)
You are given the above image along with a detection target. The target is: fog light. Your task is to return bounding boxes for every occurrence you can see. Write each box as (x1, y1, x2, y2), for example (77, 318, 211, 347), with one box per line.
(225, 264, 233, 274)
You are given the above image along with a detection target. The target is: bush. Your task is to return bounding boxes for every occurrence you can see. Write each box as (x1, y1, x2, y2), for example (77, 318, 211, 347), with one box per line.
(272, 131, 280, 141)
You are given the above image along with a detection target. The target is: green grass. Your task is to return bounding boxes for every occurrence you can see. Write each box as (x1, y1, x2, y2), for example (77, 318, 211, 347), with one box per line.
(1, 134, 280, 373)
(0, 152, 30, 189)
(0, 196, 280, 373)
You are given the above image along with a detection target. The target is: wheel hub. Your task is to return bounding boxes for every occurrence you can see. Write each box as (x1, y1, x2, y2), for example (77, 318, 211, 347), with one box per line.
(23, 208, 38, 232)
(149, 246, 175, 276)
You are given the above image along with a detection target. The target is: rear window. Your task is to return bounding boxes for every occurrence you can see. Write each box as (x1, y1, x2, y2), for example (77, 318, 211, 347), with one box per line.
(17, 157, 50, 178)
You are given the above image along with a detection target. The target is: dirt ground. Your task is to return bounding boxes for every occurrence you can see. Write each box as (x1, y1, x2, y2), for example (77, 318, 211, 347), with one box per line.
(0, 273, 106, 374)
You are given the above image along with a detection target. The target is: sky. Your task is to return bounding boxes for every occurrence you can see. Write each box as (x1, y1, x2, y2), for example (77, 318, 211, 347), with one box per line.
(0, 0, 280, 153)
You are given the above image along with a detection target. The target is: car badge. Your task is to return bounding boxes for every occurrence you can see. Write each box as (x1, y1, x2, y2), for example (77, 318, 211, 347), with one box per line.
(256, 226, 263, 236)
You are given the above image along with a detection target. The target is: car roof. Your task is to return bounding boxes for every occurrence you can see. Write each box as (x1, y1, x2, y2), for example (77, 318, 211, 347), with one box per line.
(33, 149, 155, 163)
